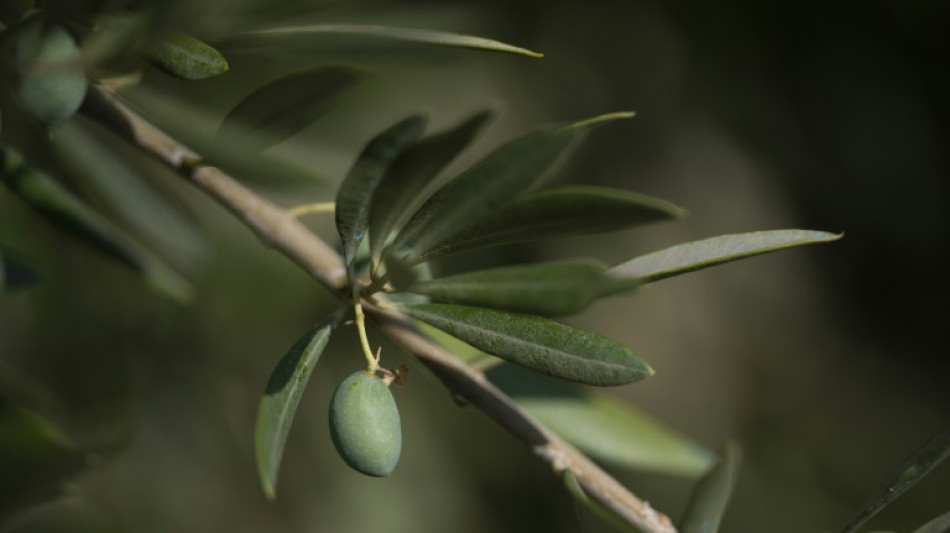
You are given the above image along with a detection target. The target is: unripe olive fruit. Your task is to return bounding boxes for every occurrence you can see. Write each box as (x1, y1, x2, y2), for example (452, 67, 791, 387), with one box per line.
(329, 371, 401, 477)
(13, 19, 87, 126)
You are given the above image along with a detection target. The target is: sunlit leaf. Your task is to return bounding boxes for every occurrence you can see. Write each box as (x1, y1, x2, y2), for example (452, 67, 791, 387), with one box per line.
(610, 230, 842, 283)
(0, 248, 42, 291)
(255, 313, 341, 500)
(228, 24, 543, 58)
(368, 109, 493, 273)
(680, 442, 741, 533)
(415, 186, 683, 264)
(398, 303, 651, 386)
(392, 112, 634, 263)
(912, 508, 950, 533)
(489, 364, 713, 475)
(336, 114, 427, 266)
(0, 143, 192, 302)
(215, 64, 365, 153)
(841, 429, 950, 533)
(406, 260, 633, 316)
(147, 32, 229, 81)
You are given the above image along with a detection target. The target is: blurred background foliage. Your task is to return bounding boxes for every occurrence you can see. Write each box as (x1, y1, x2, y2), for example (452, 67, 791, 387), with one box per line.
(1, 0, 948, 531)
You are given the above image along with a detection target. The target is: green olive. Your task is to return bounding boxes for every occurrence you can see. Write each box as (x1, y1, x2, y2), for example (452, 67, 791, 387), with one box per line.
(329, 371, 401, 477)
(14, 19, 87, 126)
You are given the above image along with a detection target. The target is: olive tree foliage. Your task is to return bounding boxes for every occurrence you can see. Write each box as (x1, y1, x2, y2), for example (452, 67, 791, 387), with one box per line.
(0, 1, 946, 532)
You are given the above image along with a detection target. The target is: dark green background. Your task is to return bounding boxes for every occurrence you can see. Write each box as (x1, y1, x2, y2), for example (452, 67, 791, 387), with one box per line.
(1, 1, 948, 531)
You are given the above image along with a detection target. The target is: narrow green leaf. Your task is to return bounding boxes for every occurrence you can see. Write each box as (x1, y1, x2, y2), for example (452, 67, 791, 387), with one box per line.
(415, 186, 684, 264)
(0, 248, 42, 291)
(489, 363, 713, 475)
(0, 143, 192, 302)
(398, 303, 652, 386)
(147, 32, 229, 81)
(392, 112, 634, 263)
(255, 313, 341, 500)
(229, 24, 543, 58)
(610, 230, 842, 283)
(368, 109, 493, 272)
(406, 260, 631, 316)
(841, 429, 950, 533)
(912, 509, 950, 533)
(680, 442, 741, 533)
(335, 114, 427, 266)
(215, 65, 365, 153)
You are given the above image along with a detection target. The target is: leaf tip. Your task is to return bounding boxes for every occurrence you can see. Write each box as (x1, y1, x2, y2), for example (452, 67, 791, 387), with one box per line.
(263, 482, 277, 502)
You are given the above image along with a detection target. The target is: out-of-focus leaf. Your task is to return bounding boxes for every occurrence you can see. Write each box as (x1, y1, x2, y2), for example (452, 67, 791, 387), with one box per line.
(368, 110, 493, 273)
(0, 248, 42, 291)
(392, 112, 634, 263)
(52, 118, 205, 269)
(0, 143, 192, 302)
(336, 114, 427, 266)
(489, 363, 713, 475)
(610, 230, 842, 283)
(255, 313, 341, 500)
(0, 400, 85, 524)
(912, 509, 950, 533)
(562, 470, 640, 533)
(147, 32, 229, 81)
(415, 186, 684, 264)
(113, 85, 324, 186)
(680, 442, 741, 533)
(215, 65, 365, 153)
(229, 24, 543, 58)
(841, 429, 950, 533)
(398, 303, 651, 386)
(406, 260, 633, 316)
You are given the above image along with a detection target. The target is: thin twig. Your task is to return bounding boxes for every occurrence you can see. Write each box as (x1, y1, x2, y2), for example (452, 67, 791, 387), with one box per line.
(84, 87, 678, 533)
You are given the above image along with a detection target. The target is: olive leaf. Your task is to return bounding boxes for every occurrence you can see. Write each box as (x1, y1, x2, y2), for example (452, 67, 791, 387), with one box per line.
(405, 260, 633, 316)
(255, 313, 341, 500)
(227, 24, 542, 58)
(0, 143, 192, 302)
(680, 442, 741, 533)
(336, 114, 427, 266)
(391, 112, 634, 263)
(912, 509, 950, 533)
(489, 363, 713, 475)
(398, 303, 651, 386)
(0, 248, 42, 291)
(216, 64, 365, 153)
(610, 229, 842, 283)
(147, 32, 229, 81)
(368, 109, 493, 273)
(413, 185, 684, 264)
(840, 428, 950, 533)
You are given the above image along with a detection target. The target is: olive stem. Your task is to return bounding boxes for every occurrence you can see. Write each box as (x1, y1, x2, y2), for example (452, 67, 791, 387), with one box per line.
(288, 201, 335, 218)
(351, 280, 378, 374)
